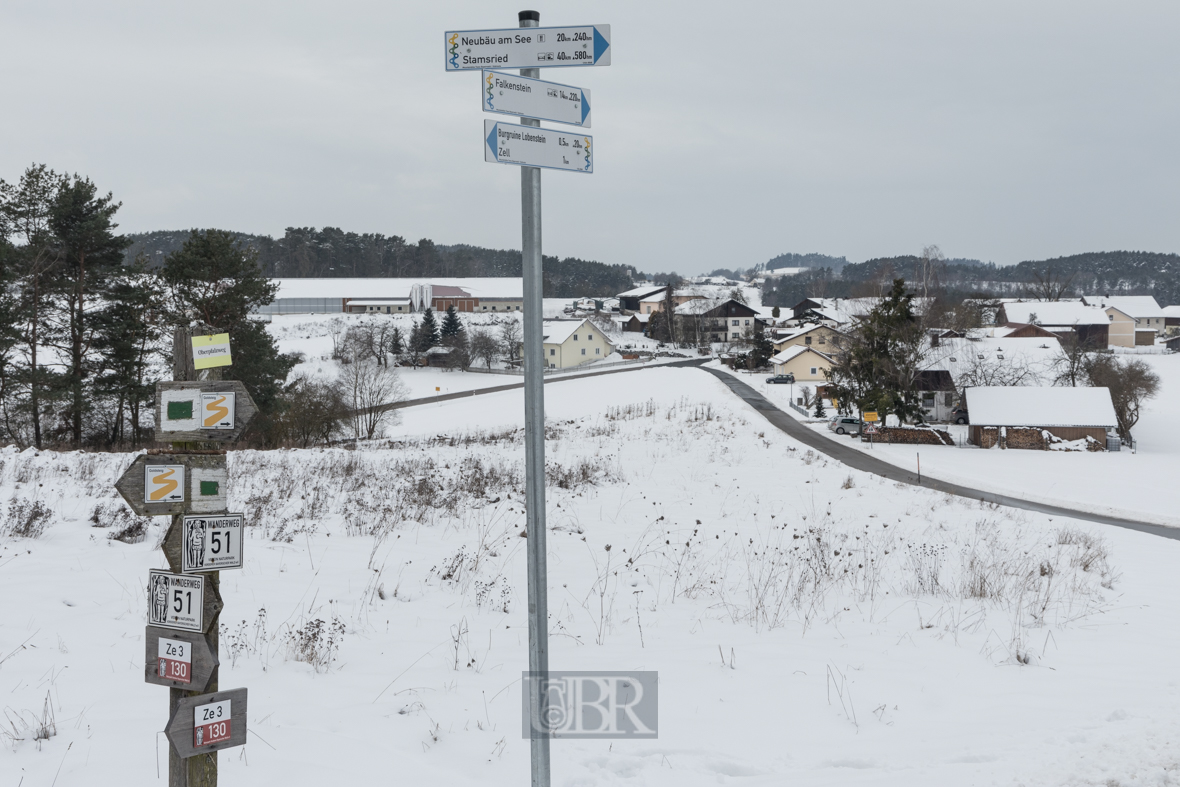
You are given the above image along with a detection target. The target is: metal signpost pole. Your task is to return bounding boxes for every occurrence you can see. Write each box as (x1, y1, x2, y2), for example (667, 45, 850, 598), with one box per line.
(518, 10, 551, 787)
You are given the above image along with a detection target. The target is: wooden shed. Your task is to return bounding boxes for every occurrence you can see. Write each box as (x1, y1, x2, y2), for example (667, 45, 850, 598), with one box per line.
(964, 386, 1117, 449)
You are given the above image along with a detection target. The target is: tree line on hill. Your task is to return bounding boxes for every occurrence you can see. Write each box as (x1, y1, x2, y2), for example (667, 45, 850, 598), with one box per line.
(758, 248, 1180, 309)
(125, 228, 637, 298)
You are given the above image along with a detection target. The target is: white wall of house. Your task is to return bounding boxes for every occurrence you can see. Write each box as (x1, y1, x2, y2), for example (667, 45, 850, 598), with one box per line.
(543, 324, 613, 369)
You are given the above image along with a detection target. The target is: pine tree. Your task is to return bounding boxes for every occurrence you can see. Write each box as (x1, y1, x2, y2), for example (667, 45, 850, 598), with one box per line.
(92, 256, 163, 445)
(418, 308, 440, 348)
(771, 305, 781, 319)
(440, 305, 463, 338)
(161, 230, 294, 413)
(749, 328, 774, 368)
(48, 174, 131, 446)
(813, 394, 826, 418)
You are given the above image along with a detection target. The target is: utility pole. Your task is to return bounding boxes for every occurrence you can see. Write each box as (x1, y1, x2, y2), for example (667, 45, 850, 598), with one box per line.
(518, 12, 551, 787)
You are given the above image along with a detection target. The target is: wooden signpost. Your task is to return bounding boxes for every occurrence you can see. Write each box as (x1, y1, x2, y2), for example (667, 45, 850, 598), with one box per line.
(116, 328, 254, 786)
(164, 687, 248, 759)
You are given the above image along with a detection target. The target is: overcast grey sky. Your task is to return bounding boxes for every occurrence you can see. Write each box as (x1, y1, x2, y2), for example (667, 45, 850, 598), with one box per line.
(3, 1, 1177, 274)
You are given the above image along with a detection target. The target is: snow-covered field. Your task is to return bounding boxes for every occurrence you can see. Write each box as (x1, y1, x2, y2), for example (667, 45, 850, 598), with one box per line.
(745, 355, 1180, 528)
(3, 367, 1180, 785)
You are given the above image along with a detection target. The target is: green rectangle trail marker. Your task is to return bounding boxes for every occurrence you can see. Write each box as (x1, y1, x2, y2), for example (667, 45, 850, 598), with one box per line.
(200, 481, 219, 497)
(167, 401, 193, 420)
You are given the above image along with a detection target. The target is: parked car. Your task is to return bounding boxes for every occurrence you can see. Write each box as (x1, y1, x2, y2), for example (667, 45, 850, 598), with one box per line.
(765, 374, 796, 384)
(951, 407, 969, 425)
(827, 416, 862, 436)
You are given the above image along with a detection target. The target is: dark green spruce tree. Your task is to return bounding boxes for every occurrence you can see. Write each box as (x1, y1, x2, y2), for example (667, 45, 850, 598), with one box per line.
(161, 229, 295, 413)
(440, 305, 463, 338)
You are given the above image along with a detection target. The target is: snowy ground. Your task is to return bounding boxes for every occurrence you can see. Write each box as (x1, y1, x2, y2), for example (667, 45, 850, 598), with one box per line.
(741, 355, 1180, 528)
(3, 368, 1180, 786)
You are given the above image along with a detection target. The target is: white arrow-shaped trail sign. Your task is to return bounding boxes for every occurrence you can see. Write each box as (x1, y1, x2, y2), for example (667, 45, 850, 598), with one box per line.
(446, 24, 610, 71)
(485, 120, 593, 173)
(483, 70, 590, 127)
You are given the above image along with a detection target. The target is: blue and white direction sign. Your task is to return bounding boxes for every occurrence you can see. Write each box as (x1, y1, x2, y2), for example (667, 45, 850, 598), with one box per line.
(483, 70, 591, 127)
(446, 25, 610, 71)
(484, 120, 593, 174)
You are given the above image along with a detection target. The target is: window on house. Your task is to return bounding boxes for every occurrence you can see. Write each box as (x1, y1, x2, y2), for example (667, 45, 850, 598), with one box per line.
(818, 336, 825, 344)
(805, 336, 812, 345)
(573, 334, 578, 340)
(596, 348, 600, 354)
(944, 393, 953, 406)
(581, 348, 586, 355)
(732, 332, 739, 338)
(732, 320, 739, 326)
(810, 367, 818, 375)
(744, 320, 750, 326)
(549, 349, 555, 356)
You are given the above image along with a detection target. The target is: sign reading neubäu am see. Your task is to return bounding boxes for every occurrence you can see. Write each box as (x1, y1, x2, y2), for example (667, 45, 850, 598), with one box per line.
(445, 25, 610, 71)
(485, 120, 593, 173)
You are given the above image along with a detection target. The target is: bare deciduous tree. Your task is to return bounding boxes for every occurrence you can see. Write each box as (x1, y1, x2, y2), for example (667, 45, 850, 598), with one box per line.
(1085, 355, 1160, 441)
(1026, 265, 1076, 302)
(335, 358, 409, 440)
(469, 328, 498, 369)
(498, 319, 522, 364)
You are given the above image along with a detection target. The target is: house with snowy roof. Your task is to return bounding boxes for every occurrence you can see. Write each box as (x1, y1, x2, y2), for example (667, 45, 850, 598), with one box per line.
(542, 319, 614, 369)
(1082, 295, 1167, 342)
(995, 301, 1121, 349)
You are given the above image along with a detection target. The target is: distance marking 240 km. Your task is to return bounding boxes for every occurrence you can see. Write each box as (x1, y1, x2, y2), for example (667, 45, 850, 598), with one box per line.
(445, 25, 610, 71)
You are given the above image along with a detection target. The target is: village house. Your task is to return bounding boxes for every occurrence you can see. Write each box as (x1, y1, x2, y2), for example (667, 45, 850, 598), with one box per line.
(616, 285, 668, 313)
(769, 345, 833, 382)
(995, 301, 1117, 349)
(542, 319, 614, 369)
(675, 298, 763, 343)
(1083, 295, 1168, 340)
(963, 386, 1118, 450)
(771, 323, 840, 354)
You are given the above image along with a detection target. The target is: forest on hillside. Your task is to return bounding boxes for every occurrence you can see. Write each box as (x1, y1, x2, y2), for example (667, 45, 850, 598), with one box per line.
(759, 250, 1180, 308)
(124, 228, 637, 298)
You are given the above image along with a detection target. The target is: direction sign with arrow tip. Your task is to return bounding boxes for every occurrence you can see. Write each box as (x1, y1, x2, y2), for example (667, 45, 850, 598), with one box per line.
(145, 626, 220, 691)
(482, 70, 591, 127)
(155, 381, 257, 443)
(445, 24, 610, 71)
(485, 120, 593, 173)
(165, 688, 248, 758)
(115, 453, 228, 517)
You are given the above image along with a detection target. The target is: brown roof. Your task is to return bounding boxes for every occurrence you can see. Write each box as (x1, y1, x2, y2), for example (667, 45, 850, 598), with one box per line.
(431, 286, 472, 298)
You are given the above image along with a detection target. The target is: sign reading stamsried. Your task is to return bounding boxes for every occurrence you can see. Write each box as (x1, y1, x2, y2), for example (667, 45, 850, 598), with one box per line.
(445, 25, 610, 71)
